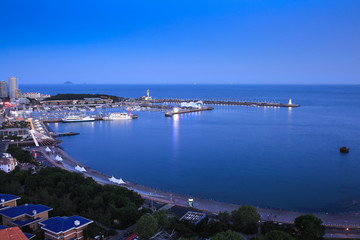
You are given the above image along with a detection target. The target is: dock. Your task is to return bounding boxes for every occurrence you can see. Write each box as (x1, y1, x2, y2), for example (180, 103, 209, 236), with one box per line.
(52, 132, 80, 137)
(165, 107, 214, 117)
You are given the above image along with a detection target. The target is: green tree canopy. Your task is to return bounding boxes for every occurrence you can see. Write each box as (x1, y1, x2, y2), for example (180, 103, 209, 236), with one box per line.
(294, 214, 325, 240)
(211, 230, 245, 240)
(153, 209, 170, 229)
(135, 215, 158, 240)
(231, 205, 260, 234)
(264, 230, 295, 240)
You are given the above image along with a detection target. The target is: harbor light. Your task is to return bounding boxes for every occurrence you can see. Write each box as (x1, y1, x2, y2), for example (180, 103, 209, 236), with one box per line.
(288, 98, 292, 105)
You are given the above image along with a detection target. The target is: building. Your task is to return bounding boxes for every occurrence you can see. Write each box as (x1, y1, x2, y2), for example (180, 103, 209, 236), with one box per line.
(0, 81, 8, 98)
(39, 215, 93, 240)
(0, 153, 18, 173)
(179, 211, 206, 225)
(0, 128, 30, 140)
(0, 204, 52, 231)
(141, 89, 152, 101)
(0, 194, 20, 210)
(8, 77, 18, 99)
(0, 226, 29, 240)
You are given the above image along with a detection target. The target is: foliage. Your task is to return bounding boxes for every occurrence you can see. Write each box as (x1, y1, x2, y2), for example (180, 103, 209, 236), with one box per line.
(294, 214, 325, 240)
(264, 230, 295, 240)
(231, 205, 260, 234)
(1, 120, 31, 129)
(83, 222, 116, 239)
(153, 209, 172, 229)
(43, 93, 125, 102)
(0, 167, 144, 229)
(261, 221, 294, 235)
(6, 146, 37, 165)
(211, 230, 245, 240)
(135, 214, 159, 240)
(218, 211, 231, 231)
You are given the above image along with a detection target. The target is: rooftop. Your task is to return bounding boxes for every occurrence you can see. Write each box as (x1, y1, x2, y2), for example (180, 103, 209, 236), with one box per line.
(0, 226, 29, 240)
(39, 215, 93, 234)
(0, 204, 52, 219)
(0, 194, 20, 204)
(179, 211, 206, 225)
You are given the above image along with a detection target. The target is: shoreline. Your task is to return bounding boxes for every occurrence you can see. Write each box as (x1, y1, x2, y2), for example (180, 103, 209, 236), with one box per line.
(36, 144, 360, 229)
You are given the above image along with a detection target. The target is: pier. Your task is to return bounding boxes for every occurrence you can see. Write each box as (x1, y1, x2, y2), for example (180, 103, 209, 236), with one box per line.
(151, 98, 300, 108)
(52, 132, 80, 137)
(165, 107, 214, 117)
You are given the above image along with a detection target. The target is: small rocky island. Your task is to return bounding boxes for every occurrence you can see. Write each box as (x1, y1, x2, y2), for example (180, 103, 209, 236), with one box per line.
(340, 146, 350, 154)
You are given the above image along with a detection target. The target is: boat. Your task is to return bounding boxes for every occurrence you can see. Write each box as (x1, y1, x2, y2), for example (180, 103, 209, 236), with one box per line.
(62, 115, 95, 123)
(103, 112, 133, 120)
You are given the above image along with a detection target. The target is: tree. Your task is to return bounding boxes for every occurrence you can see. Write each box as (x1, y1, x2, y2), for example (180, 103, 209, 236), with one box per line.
(211, 230, 245, 240)
(135, 215, 158, 240)
(153, 209, 170, 229)
(294, 214, 325, 240)
(231, 205, 260, 234)
(264, 230, 295, 240)
(218, 211, 231, 230)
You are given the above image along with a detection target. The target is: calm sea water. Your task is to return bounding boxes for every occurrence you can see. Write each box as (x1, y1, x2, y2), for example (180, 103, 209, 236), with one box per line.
(21, 84, 360, 212)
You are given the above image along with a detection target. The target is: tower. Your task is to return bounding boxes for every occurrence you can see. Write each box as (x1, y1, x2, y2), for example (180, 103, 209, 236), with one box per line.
(147, 89, 150, 97)
(8, 77, 18, 99)
(288, 98, 292, 105)
(0, 81, 8, 98)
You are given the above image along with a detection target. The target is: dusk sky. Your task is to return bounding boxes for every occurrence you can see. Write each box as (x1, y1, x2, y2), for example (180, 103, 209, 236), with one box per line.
(1, 0, 359, 84)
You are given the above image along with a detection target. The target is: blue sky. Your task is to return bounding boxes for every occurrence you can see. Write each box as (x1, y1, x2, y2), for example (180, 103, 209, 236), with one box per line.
(0, 0, 359, 84)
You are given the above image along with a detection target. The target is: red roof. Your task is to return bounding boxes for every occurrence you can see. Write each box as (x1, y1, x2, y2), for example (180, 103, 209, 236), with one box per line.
(0, 226, 28, 240)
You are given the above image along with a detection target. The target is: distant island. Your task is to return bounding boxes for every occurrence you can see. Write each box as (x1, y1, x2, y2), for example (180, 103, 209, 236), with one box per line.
(43, 93, 125, 102)
(64, 81, 73, 84)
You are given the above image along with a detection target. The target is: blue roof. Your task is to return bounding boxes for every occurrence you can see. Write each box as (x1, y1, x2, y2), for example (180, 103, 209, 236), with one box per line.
(40, 215, 93, 234)
(0, 205, 10, 211)
(24, 232, 35, 239)
(13, 218, 41, 227)
(0, 194, 20, 203)
(0, 204, 52, 219)
(0, 225, 9, 230)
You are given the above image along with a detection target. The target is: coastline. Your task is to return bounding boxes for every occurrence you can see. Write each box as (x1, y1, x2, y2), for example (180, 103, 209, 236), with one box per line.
(37, 144, 360, 229)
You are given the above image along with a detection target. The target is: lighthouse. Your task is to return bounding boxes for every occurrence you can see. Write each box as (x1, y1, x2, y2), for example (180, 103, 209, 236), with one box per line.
(288, 98, 293, 105)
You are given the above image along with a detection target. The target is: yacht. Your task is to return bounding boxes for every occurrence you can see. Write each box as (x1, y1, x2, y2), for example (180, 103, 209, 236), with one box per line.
(103, 112, 132, 120)
(62, 115, 95, 123)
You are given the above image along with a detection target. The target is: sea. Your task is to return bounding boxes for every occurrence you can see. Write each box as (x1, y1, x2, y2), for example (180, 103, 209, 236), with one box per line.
(20, 84, 360, 212)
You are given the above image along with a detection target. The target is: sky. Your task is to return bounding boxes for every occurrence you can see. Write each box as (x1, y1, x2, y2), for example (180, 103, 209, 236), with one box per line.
(0, 0, 359, 84)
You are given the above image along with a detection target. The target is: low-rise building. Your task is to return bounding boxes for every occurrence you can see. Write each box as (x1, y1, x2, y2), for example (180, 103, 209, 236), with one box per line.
(0, 153, 18, 173)
(0, 204, 52, 231)
(0, 194, 20, 210)
(0, 128, 30, 139)
(39, 215, 93, 240)
(0, 226, 29, 240)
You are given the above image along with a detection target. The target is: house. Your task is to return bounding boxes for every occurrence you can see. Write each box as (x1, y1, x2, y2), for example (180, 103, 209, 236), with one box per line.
(0, 225, 35, 239)
(0, 204, 52, 231)
(39, 215, 93, 240)
(0, 194, 20, 210)
(0, 226, 29, 240)
(0, 153, 18, 173)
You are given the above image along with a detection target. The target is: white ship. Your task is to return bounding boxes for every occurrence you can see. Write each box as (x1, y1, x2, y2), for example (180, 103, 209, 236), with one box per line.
(62, 115, 95, 123)
(102, 112, 132, 120)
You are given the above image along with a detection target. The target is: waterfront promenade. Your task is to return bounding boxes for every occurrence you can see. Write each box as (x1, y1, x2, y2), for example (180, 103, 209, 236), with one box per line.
(36, 145, 360, 230)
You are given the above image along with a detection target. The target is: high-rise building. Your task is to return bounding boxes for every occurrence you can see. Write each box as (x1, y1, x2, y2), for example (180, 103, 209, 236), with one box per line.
(8, 77, 18, 99)
(0, 81, 8, 98)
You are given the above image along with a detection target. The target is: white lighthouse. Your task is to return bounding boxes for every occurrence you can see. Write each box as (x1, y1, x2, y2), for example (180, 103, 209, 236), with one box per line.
(288, 98, 293, 105)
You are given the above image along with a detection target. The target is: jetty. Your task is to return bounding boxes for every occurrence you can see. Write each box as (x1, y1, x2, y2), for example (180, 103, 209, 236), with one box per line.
(165, 107, 214, 117)
(51, 132, 80, 137)
(151, 98, 300, 108)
